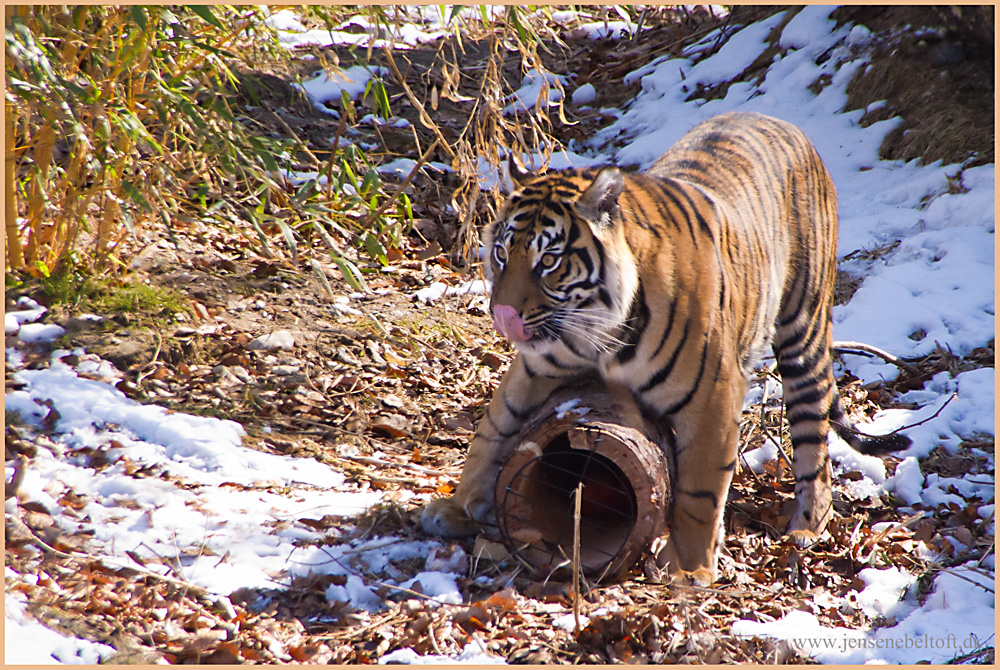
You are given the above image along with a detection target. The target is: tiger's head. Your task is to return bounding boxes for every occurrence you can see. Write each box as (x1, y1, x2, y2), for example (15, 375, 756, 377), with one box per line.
(482, 159, 639, 360)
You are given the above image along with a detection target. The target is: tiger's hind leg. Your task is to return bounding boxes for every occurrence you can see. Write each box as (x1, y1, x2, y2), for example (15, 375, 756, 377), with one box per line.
(773, 321, 838, 540)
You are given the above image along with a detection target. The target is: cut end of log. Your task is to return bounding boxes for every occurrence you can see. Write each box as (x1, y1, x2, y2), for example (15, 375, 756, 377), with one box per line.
(494, 382, 674, 582)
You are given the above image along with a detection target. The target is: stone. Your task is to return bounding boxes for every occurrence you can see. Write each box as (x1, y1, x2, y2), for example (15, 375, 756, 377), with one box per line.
(246, 330, 295, 351)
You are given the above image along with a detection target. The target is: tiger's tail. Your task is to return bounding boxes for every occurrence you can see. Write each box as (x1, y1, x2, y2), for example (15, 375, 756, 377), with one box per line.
(828, 395, 911, 455)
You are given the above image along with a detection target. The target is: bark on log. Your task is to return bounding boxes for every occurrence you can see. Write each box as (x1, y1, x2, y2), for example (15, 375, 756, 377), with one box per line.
(494, 380, 675, 582)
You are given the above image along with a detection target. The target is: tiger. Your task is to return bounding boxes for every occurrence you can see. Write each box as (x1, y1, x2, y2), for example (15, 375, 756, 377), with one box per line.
(420, 111, 911, 585)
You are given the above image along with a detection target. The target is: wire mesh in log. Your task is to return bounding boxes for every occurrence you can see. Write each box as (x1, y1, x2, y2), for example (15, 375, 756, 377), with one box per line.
(494, 382, 675, 582)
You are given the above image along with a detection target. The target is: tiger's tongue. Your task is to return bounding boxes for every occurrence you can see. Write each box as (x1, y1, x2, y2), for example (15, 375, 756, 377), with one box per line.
(492, 304, 530, 342)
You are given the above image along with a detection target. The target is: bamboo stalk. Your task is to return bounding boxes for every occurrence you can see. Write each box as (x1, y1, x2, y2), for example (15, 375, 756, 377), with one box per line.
(5, 101, 25, 271)
(26, 121, 56, 260)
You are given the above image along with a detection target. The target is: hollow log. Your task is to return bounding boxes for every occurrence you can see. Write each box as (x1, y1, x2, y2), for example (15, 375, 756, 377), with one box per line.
(494, 380, 675, 582)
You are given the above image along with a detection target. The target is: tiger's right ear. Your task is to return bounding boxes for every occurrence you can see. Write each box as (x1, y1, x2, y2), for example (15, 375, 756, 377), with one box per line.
(578, 167, 624, 226)
(504, 154, 532, 193)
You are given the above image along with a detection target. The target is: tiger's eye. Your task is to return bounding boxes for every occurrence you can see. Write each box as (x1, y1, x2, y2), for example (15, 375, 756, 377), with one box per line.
(541, 253, 558, 267)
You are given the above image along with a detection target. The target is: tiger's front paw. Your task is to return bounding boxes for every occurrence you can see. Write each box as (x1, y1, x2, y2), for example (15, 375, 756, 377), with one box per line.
(651, 535, 718, 587)
(783, 528, 820, 549)
(420, 495, 494, 538)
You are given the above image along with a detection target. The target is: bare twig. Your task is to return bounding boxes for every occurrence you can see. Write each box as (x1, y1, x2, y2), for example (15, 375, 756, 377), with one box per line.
(936, 567, 995, 593)
(844, 391, 957, 441)
(135, 329, 164, 385)
(758, 374, 793, 469)
(833, 340, 921, 375)
(572, 481, 583, 635)
(271, 111, 322, 167)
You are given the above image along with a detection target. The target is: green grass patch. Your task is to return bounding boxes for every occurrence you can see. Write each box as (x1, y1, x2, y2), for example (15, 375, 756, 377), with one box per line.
(34, 270, 189, 320)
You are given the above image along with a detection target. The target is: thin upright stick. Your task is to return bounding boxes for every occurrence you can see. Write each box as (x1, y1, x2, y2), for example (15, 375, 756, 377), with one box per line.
(573, 481, 583, 635)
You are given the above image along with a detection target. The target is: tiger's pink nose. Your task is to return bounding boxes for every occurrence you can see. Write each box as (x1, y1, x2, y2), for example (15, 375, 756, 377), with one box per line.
(492, 304, 530, 342)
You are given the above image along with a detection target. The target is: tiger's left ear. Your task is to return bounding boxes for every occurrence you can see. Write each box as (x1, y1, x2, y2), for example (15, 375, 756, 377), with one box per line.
(578, 167, 624, 227)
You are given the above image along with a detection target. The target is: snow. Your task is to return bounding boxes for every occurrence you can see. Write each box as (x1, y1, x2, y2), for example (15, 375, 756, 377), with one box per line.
(377, 158, 451, 178)
(262, 8, 307, 34)
(504, 68, 566, 115)
(733, 566, 993, 664)
(575, 20, 638, 40)
(267, 7, 449, 51)
(571, 82, 597, 106)
(3, 333, 452, 660)
(15, 322, 65, 343)
(297, 65, 388, 116)
(886, 457, 925, 506)
(6, 6, 994, 665)
(5, 588, 117, 664)
(414, 279, 490, 304)
(741, 438, 781, 474)
(380, 642, 506, 665)
(553, 612, 590, 631)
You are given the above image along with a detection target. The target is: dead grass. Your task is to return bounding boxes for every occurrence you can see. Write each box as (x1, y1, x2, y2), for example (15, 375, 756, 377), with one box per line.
(836, 6, 994, 167)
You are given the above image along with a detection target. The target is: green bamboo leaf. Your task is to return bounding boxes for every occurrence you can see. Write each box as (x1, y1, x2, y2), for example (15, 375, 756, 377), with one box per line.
(363, 231, 388, 266)
(32, 260, 51, 279)
(359, 167, 379, 198)
(188, 39, 237, 59)
(160, 210, 181, 251)
(195, 183, 209, 209)
(400, 193, 413, 220)
(331, 253, 369, 293)
(241, 206, 273, 256)
(506, 6, 530, 44)
(342, 161, 360, 192)
(190, 5, 224, 30)
(293, 178, 319, 205)
(275, 218, 298, 265)
(121, 181, 153, 212)
(130, 5, 148, 31)
(247, 136, 279, 172)
(373, 78, 391, 119)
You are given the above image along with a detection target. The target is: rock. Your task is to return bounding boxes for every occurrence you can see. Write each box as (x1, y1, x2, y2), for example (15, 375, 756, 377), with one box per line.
(334, 346, 360, 366)
(246, 330, 295, 351)
(230, 366, 255, 384)
(56, 314, 100, 334)
(213, 365, 242, 386)
(100, 340, 149, 369)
